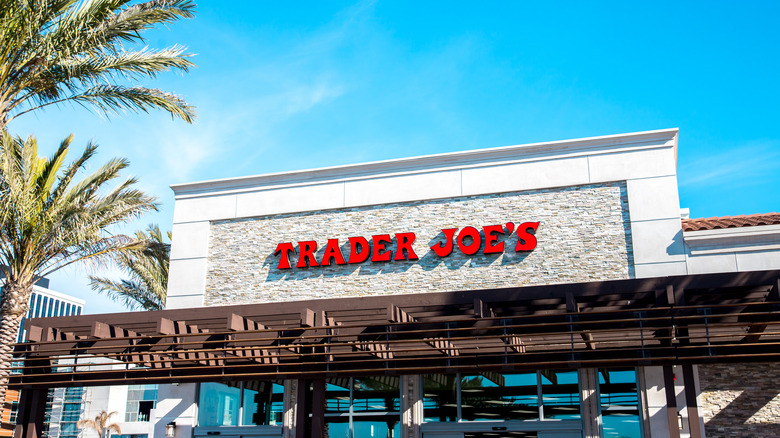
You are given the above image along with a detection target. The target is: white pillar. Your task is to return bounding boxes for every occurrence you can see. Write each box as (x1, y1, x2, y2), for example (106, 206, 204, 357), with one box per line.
(401, 375, 423, 438)
(282, 379, 298, 438)
(579, 368, 601, 438)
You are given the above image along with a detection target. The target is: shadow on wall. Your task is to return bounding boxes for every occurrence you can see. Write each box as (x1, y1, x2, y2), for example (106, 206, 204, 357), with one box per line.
(699, 363, 780, 438)
(619, 184, 636, 279)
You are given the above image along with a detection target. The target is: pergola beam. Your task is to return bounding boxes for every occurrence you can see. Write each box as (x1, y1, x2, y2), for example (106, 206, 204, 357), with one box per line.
(227, 314, 279, 364)
(389, 304, 460, 357)
(566, 293, 596, 350)
(474, 298, 525, 353)
(8, 270, 780, 390)
(158, 317, 224, 366)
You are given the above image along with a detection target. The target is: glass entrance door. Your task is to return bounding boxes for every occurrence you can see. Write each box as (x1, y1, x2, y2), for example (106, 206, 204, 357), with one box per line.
(420, 370, 582, 438)
(324, 376, 401, 438)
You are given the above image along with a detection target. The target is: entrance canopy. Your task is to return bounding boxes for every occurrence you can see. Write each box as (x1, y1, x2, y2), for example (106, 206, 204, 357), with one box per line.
(10, 270, 780, 390)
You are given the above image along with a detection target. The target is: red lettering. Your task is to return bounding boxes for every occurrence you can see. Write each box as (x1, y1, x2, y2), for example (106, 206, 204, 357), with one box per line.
(482, 225, 505, 254)
(371, 234, 393, 262)
(274, 242, 296, 269)
(320, 238, 346, 266)
(430, 228, 457, 257)
(348, 236, 370, 263)
(515, 222, 540, 251)
(296, 241, 319, 268)
(393, 232, 418, 261)
(457, 226, 482, 255)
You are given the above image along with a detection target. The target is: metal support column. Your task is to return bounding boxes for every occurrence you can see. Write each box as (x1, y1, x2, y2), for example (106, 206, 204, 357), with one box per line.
(682, 365, 702, 438)
(310, 379, 326, 438)
(294, 379, 309, 438)
(13, 388, 47, 438)
(662, 366, 681, 438)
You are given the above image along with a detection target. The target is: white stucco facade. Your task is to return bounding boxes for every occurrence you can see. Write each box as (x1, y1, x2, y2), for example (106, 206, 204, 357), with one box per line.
(167, 128, 684, 310)
(159, 129, 687, 437)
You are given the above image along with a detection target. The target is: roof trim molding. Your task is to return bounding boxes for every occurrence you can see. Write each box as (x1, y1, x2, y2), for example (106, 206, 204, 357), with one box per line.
(684, 224, 780, 255)
(171, 128, 679, 198)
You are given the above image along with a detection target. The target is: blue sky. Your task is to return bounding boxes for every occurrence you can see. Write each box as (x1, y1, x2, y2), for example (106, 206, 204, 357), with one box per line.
(9, 1, 780, 313)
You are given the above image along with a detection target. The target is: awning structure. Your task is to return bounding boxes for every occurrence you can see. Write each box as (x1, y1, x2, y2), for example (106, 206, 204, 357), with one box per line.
(9, 270, 780, 390)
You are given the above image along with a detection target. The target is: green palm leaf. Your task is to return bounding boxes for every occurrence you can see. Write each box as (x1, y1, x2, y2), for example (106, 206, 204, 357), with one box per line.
(90, 223, 169, 310)
(0, 131, 157, 419)
(0, 0, 196, 127)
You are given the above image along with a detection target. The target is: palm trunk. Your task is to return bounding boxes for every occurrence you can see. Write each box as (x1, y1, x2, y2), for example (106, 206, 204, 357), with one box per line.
(0, 283, 32, 425)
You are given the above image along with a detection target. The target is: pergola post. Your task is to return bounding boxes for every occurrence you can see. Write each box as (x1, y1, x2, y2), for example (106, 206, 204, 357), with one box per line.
(294, 379, 326, 438)
(663, 365, 681, 438)
(682, 364, 703, 438)
(13, 388, 47, 438)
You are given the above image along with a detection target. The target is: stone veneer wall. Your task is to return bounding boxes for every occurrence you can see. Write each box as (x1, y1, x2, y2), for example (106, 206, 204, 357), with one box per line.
(699, 362, 780, 437)
(204, 183, 633, 305)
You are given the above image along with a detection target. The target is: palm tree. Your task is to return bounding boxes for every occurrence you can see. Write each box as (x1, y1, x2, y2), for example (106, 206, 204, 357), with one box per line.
(77, 410, 122, 438)
(89, 224, 169, 310)
(0, 131, 157, 418)
(0, 0, 197, 129)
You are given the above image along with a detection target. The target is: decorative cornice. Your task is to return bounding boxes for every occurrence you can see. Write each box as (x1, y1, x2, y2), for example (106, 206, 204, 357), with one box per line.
(171, 128, 678, 198)
(684, 224, 780, 255)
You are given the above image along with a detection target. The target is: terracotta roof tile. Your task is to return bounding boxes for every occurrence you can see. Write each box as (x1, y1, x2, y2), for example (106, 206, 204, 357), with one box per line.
(682, 213, 780, 232)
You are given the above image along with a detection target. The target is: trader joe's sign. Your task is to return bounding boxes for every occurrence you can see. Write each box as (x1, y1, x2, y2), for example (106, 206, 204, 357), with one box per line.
(273, 222, 539, 270)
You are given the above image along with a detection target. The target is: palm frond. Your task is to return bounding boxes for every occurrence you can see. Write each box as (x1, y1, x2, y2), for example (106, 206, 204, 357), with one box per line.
(0, 0, 196, 127)
(89, 223, 169, 310)
(65, 84, 195, 122)
(0, 131, 158, 288)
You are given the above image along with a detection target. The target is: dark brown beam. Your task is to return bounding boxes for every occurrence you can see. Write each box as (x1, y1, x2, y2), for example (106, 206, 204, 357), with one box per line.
(389, 304, 460, 356)
(92, 321, 165, 368)
(158, 317, 223, 366)
(740, 279, 780, 343)
(226, 314, 278, 364)
(474, 298, 526, 353)
(566, 293, 596, 350)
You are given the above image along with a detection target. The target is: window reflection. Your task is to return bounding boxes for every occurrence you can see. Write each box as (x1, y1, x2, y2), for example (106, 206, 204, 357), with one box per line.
(422, 374, 458, 422)
(541, 370, 580, 419)
(198, 381, 283, 427)
(599, 368, 641, 438)
(423, 370, 580, 422)
(242, 380, 285, 426)
(199, 382, 240, 426)
(324, 376, 401, 437)
(461, 373, 538, 421)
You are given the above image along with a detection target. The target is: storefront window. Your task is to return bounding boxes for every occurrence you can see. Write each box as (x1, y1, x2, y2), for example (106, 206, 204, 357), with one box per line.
(424, 370, 579, 422)
(599, 368, 642, 438)
(541, 370, 580, 419)
(242, 381, 285, 425)
(325, 376, 401, 438)
(199, 382, 240, 426)
(461, 372, 538, 421)
(198, 381, 283, 427)
(422, 374, 458, 422)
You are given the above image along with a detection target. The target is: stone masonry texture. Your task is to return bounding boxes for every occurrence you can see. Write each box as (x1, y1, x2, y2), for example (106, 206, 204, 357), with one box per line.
(699, 362, 780, 438)
(204, 183, 633, 305)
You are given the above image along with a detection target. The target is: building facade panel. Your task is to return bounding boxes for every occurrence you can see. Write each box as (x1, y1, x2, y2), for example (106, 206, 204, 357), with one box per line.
(204, 183, 633, 305)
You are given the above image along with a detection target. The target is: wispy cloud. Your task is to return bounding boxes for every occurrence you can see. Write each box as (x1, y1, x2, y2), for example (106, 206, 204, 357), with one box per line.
(679, 140, 780, 188)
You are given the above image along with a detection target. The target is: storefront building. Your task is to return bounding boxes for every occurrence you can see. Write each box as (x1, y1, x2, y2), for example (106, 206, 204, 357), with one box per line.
(12, 129, 780, 438)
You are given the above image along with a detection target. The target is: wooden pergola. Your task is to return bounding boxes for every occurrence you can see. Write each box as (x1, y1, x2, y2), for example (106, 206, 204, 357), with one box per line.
(10, 269, 780, 438)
